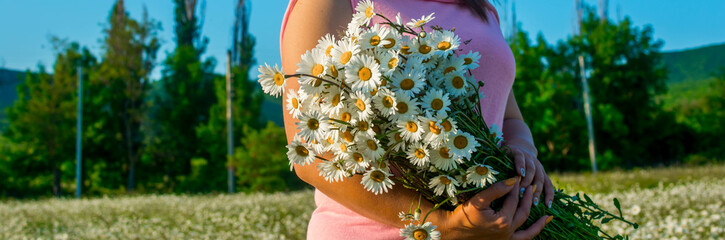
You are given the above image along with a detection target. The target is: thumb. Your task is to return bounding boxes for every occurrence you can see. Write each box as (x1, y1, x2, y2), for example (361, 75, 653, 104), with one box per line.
(467, 177, 518, 210)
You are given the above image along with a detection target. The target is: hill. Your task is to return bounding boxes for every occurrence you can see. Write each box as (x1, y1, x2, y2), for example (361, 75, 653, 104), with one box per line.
(661, 42, 725, 85)
(0, 68, 24, 128)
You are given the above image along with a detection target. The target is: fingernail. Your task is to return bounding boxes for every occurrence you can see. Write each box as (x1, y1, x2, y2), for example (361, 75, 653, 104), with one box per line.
(519, 187, 525, 198)
(504, 177, 517, 186)
(547, 200, 553, 208)
(520, 168, 525, 177)
(532, 185, 537, 193)
(533, 197, 539, 206)
(546, 216, 554, 224)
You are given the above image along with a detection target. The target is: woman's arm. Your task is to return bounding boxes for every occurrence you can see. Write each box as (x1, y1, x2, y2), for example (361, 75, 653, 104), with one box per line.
(502, 89, 555, 208)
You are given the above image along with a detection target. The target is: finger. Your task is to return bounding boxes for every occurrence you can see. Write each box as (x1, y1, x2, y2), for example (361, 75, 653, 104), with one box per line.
(544, 177, 555, 208)
(468, 177, 518, 210)
(532, 166, 544, 207)
(512, 185, 533, 228)
(498, 177, 520, 219)
(521, 156, 536, 188)
(511, 215, 552, 240)
(513, 149, 526, 179)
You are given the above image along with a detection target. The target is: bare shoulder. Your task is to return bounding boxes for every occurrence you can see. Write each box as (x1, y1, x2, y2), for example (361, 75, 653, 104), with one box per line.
(282, 0, 353, 60)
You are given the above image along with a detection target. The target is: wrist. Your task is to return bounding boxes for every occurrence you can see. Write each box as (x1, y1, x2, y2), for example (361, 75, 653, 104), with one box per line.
(502, 118, 537, 156)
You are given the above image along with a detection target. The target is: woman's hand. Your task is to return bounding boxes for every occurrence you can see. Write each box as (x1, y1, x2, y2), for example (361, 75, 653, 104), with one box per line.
(432, 177, 552, 240)
(506, 138, 555, 208)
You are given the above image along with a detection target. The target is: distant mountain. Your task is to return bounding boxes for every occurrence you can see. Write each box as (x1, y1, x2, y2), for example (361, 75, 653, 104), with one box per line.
(661, 42, 725, 84)
(0, 68, 24, 128)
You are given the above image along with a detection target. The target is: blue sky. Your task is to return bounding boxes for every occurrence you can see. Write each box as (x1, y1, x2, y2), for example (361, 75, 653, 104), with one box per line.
(0, 0, 723, 78)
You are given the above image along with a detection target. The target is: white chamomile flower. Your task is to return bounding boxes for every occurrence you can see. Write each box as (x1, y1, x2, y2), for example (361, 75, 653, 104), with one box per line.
(316, 33, 337, 57)
(378, 50, 401, 77)
(345, 150, 371, 174)
(297, 48, 328, 79)
(339, 129, 356, 146)
(489, 123, 504, 146)
(406, 13, 436, 29)
(351, 118, 376, 138)
(317, 160, 347, 183)
(321, 87, 346, 117)
(286, 140, 315, 166)
(391, 67, 425, 97)
(373, 88, 398, 117)
(331, 38, 361, 66)
(356, 134, 384, 160)
(440, 56, 466, 75)
(349, 91, 374, 121)
(466, 164, 499, 188)
(386, 131, 407, 152)
(353, 0, 376, 26)
(397, 116, 424, 143)
(359, 24, 391, 50)
(406, 142, 430, 168)
(421, 115, 446, 148)
(400, 222, 441, 240)
(429, 174, 459, 198)
(411, 36, 435, 60)
(334, 106, 356, 125)
(296, 111, 330, 143)
(439, 117, 458, 135)
(381, 30, 402, 51)
(286, 89, 306, 119)
(421, 89, 451, 116)
(431, 30, 460, 57)
(399, 211, 416, 222)
(430, 146, 460, 171)
(391, 93, 420, 122)
(447, 131, 480, 160)
(361, 168, 395, 195)
(257, 63, 286, 97)
(461, 50, 482, 70)
(346, 18, 364, 41)
(442, 72, 469, 98)
(346, 55, 382, 92)
(399, 36, 415, 55)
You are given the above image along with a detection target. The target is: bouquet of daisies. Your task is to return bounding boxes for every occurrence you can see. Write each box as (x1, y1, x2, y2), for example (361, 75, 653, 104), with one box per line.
(258, 1, 637, 239)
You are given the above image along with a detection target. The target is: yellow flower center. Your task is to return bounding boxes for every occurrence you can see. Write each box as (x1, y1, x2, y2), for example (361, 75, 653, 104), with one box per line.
(356, 99, 366, 111)
(307, 118, 319, 130)
(383, 38, 396, 48)
(401, 46, 412, 55)
(343, 131, 354, 143)
(444, 67, 456, 74)
(312, 64, 324, 76)
(329, 65, 338, 78)
(358, 120, 369, 131)
(439, 147, 451, 158)
(428, 121, 441, 134)
(431, 99, 444, 110)
(381, 79, 387, 86)
(437, 41, 451, 50)
(370, 35, 381, 46)
(476, 166, 489, 175)
(365, 6, 374, 18)
(273, 73, 285, 86)
(413, 229, 428, 240)
(388, 58, 398, 69)
(372, 125, 381, 133)
(439, 176, 451, 185)
(340, 112, 352, 122)
(295, 146, 309, 157)
(382, 96, 394, 108)
(313, 78, 322, 87)
(416, 20, 426, 26)
(370, 170, 386, 183)
(291, 98, 299, 109)
(341, 51, 353, 64)
(453, 135, 468, 149)
(400, 79, 415, 90)
(415, 148, 426, 159)
(370, 88, 378, 96)
(358, 67, 372, 81)
(353, 152, 364, 163)
(452, 76, 465, 89)
(397, 102, 409, 114)
(340, 143, 348, 152)
(367, 139, 378, 150)
(325, 45, 334, 57)
(406, 121, 418, 133)
(326, 136, 335, 144)
(441, 120, 452, 132)
(418, 44, 431, 54)
(395, 133, 403, 141)
(464, 57, 473, 65)
(331, 94, 341, 106)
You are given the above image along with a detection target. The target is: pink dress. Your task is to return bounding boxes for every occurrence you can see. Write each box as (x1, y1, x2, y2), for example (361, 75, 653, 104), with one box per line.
(281, 0, 516, 239)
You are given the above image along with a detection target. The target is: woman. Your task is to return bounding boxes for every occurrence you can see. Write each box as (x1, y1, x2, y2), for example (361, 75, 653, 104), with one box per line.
(280, 0, 555, 239)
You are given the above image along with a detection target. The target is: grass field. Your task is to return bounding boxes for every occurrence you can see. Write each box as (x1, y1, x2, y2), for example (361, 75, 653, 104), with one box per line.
(1, 164, 724, 239)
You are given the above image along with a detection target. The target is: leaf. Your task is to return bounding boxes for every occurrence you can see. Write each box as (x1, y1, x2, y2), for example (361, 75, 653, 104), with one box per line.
(601, 217, 613, 224)
(613, 198, 622, 217)
(584, 193, 594, 204)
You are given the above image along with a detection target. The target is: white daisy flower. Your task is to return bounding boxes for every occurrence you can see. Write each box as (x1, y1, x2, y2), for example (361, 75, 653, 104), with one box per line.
(297, 48, 328, 79)
(421, 116, 446, 148)
(349, 91, 375, 121)
(406, 142, 430, 168)
(466, 164, 499, 188)
(399, 36, 415, 55)
(339, 129, 357, 145)
(346, 55, 382, 92)
(421, 89, 451, 116)
(373, 88, 398, 117)
(296, 111, 330, 143)
(391, 67, 425, 97)
(386, 131, 407, 152)
(447, 131, 480, 160)
(374, 49, 400, 77)
(397, 116, 424, 143)
(489, 123, 504, 146)
(359, 24, 391, 50)
(361, 168, 395, 195)
(317, 160, 347, 183)
(286, 140, 315, 166)
(285, 89, 306, 119)
(334, 106, 356, 125)
(316, 33, 336, 57)
(391, 93, 420, 122)
(440, 56, 466, 76)
(406, 13, 436, 29)
(331, 38, 361, 66)
(430, 146, 460, 171)
(353, 0, 375, 26)
(320, 87, 346, 117)
(257, 63, 286, 97)
(429, 175, 459, 198)
(431, 30, 460, 57)
(442, 72, 469, 98)
(439, 117, 458, 135)
(345, 150, 371, 174)
(356, 134, 384, 160)
(400, 222, 441, 240)
(398, 211, 416, 222)
(461, 50, 482, 70)
(411, 36, 435, 60)
(351, 118, 376, 138)
(381, 30, 402, 51)
(346, 18, 364, 41)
